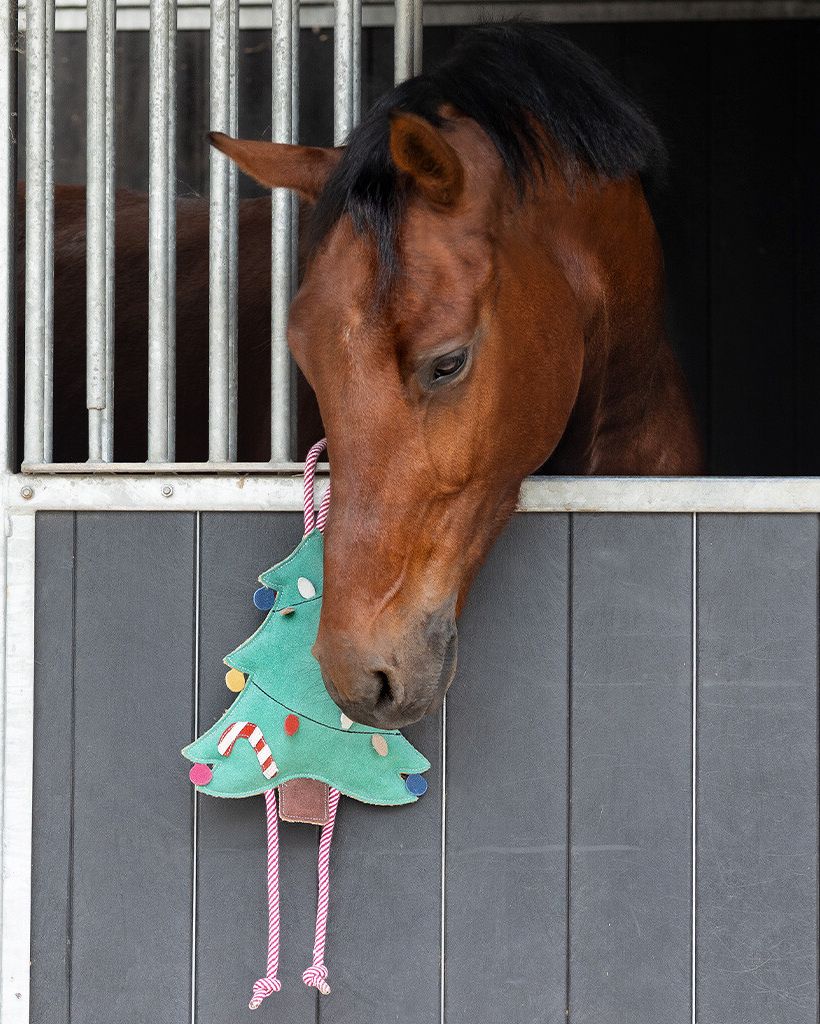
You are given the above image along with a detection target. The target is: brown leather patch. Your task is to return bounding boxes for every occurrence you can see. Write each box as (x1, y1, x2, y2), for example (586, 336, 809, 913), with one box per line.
(278, 779, 330, 825)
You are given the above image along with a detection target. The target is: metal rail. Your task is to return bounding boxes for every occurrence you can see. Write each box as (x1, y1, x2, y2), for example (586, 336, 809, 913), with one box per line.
(23, 0, 54, 464)
(86, 0, 116, 461)
(0, 0, 16, 474)
(209, 0, 238, 461)
(269, 0, 297, 461)
(147, 0, 176, 461)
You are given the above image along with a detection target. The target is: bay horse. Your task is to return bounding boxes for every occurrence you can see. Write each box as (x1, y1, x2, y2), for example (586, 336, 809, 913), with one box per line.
(211, 24, 702, 727)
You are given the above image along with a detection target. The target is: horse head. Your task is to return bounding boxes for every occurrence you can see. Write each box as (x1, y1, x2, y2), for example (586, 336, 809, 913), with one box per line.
(211, 27, 695, 728)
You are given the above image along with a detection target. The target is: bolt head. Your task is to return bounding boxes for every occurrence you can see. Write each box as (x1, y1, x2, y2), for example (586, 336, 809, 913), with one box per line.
(20, 486, 33, 500)
(161, 484, 173, 497)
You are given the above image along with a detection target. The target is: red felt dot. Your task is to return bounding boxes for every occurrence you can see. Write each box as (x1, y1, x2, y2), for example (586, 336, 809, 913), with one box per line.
(189, 763, 213, 786)
(284, 714, 300, 736)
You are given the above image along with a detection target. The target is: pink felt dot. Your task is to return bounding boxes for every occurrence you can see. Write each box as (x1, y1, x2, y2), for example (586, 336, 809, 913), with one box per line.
(189, 763, 213, 786)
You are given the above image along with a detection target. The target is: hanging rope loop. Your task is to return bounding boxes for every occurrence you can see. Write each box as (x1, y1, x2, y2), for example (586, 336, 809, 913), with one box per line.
(303, 438, 331, 534)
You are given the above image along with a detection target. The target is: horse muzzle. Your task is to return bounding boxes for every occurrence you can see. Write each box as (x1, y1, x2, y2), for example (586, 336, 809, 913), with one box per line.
(313, 611, 458, 729)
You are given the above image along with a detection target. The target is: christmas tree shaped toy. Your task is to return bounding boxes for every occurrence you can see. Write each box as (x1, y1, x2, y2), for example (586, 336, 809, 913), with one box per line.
(183, 439, 430, 1009)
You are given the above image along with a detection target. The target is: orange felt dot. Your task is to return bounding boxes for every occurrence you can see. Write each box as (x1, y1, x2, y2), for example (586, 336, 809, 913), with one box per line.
(372, 734, 389, 757)
(284, 714, 300, 736)
(225, 668, 246, 692)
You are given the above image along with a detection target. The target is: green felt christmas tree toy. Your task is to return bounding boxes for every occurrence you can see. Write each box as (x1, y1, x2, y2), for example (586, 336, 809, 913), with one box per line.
(182, 440, 430, 1009)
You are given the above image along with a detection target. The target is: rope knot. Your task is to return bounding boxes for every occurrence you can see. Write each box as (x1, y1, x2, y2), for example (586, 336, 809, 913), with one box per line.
(303, 963, 331, 995)
(249, 975, 282, 1009)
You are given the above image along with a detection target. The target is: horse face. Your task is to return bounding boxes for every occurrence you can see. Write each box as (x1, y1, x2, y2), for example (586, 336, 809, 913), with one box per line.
(287, 115, 584, 728)
(212, 116, 583, 728)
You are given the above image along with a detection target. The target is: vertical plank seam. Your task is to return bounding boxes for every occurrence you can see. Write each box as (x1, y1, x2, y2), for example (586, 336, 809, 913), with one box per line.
(440, 697, 447, 1024)
(564, 512, 573, 1024)
(66, 512, 78, 1024)
(190, 512, 201, 1024)
(691, 512, 698, 1024)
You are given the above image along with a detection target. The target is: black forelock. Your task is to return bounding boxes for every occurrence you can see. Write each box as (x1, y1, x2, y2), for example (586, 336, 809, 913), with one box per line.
(309, 23, 668, 279)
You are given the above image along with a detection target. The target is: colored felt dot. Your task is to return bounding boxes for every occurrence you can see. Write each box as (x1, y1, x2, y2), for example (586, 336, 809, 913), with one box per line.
(405, 774, 428, 797)
(284, 714, 300, 736)
(253, 586, 276, 611)
(225, 668, 246, 693)
(279, 606, 295, 616)
(371, 734, 389, 757)
(297, 576, 317, 600)
(189, 763, 213, 786)
(339, 713, 353, 731)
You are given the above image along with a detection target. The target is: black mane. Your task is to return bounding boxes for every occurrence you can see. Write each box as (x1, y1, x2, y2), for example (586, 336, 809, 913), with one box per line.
(311, 23, 667, 276)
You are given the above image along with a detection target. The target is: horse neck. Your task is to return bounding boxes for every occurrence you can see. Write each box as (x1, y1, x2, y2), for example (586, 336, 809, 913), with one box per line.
(525, 172, 703, 475)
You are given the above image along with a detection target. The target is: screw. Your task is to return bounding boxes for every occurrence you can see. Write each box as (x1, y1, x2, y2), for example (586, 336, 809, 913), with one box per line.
(161, 484, 173, 498)
(20, 485, 33, 500)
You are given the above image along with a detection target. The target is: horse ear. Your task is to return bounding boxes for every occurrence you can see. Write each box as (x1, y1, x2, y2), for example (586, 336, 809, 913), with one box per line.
(388, 112, 464, 208)
(208, 133, 342, 201)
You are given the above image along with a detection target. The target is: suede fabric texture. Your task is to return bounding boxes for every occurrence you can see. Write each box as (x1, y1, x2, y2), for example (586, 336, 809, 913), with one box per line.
(182, 529, 430, 805)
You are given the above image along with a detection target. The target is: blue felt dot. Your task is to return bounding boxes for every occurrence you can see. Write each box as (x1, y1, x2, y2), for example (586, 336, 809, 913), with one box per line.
(405, 774, 428, 797)
(253, 586, 276, 611)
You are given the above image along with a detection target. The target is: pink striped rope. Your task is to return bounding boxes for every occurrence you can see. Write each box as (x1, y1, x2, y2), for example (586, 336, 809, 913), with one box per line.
(218, 721, 278, 779)
(249, 788, 283, 1009)
(303, 438, 331, 534)
(302, 787, 341, 995)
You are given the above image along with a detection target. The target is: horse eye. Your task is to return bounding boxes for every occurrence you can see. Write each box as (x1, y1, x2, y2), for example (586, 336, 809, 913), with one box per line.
(431, 349, 468, 382)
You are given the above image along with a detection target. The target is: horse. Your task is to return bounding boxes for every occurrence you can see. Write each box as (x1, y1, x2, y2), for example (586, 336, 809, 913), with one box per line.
(209, 24, 703, 729)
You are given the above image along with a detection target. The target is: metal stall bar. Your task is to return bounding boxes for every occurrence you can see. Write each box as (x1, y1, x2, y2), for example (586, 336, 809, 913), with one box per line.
(269, 0, 297, 462)
(0, 0, 16, 473)
(86, 0, 116, 462)
(394, 0, 422, 82)
(147, 0, 176, 461)
(167, 0, 177, 459)
(334, 0, 360, 144)
(23, 0, 54, 464)
(208, 0, 238, 462)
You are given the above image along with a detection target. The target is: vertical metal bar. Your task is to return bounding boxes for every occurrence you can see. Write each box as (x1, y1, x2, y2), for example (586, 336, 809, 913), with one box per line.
(227, 0, 239, 457)
(166, 0, 177, 461)
(0, 0, 17, 472)
(42, 0, 53, 460)
(23, 0, 52, 464)
(269, 0, 295, 463)
(394, 0, 422, 84)
(147, 0, 171, 461)
(334, 0, 358, 145)
(87, 0, 116, 462)
(208, 0, 237, 462)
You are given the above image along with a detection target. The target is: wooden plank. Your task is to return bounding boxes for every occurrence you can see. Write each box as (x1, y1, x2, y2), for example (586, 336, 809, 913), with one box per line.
(30, 513, 76, 1024)
(445, 514, 569, 1024)
(709, 23, 796, 474)
(697, 515, 818, 1024)
(321, 714, 442, 1023)
(195, 512, 317, 1024)
(569, 514, 693, 1024)
(69, 512, 196, 1023)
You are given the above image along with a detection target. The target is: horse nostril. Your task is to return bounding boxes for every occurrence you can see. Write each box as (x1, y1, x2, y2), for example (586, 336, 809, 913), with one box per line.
(373, 670, 395, 713)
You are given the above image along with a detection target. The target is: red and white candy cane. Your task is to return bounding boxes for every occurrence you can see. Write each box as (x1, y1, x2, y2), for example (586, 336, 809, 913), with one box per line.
(218, 721, 278, 780)
(303, 438, 331, 534)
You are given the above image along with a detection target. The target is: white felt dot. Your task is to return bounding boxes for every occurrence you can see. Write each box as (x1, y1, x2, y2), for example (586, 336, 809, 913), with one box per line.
(297, 576, 316, 599)
(340, 713, 353, 731)
(372, 734, 389, 757)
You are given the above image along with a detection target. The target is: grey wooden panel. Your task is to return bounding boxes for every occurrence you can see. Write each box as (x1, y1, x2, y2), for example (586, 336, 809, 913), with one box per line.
(69, 513, 196, 1023)
(569, 514, 693, 1024)
(321, 711, 442, 1023)
(31, 513, 76, 1024)
(697, 515, 818, 1024)
(445, 513, 569, 1024)
(196, 513, 317, 1024)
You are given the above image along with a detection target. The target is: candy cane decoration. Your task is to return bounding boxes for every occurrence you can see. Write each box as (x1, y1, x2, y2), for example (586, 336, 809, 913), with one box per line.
(219, 721, 278, 779)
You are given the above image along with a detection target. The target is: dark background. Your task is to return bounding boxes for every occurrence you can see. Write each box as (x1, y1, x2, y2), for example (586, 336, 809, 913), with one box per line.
(23, 19, 820, 474)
